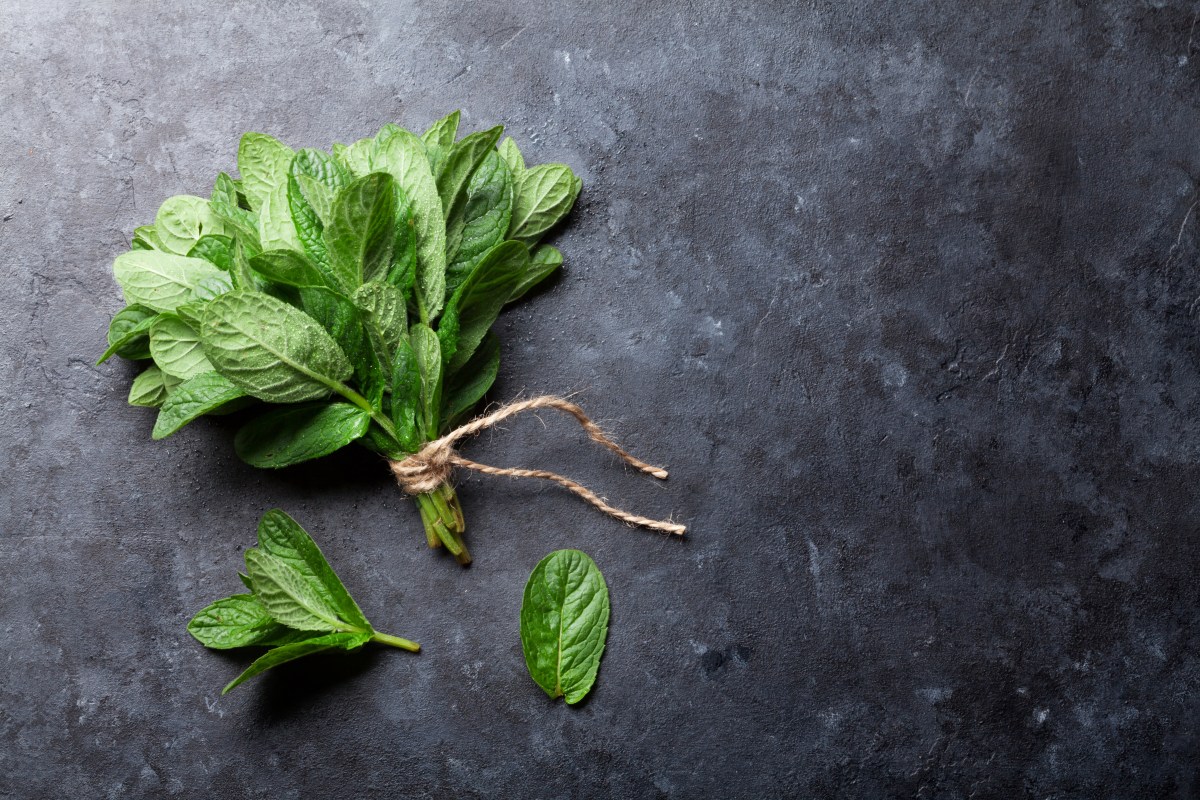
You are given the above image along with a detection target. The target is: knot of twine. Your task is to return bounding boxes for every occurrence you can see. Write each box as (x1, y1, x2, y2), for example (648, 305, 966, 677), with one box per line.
(389, 396, 686, 536)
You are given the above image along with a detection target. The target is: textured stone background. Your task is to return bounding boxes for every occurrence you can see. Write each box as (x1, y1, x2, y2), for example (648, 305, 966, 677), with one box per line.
(3, 1, 1200, 797)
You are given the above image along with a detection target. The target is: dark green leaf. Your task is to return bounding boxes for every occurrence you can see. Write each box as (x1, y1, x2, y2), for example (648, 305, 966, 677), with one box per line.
(235, 403, 371, 468)
(323, 173, 397, 290)
(438, 241, 528, 371)
(509, 244, 563, 302)
(186, 234, 235, 272)
(299, 286, 382, 399)
(287, 148, 351, 272)
(520, 549, 610, 705)
(222, 631, 372, 694)
(249, 249, 331, 289)
(509, 164, 581, 244)
(254, 509, 372, 631)
(354, 281, 407, 364)
(389, 336, 423, 452)
(443, 332, 500, 427)
(98, 305, 158, 363)
(152, 372, 245, 440)
(187, 594, 296, 650)
(199, 290, 353, 403)
(409, 324, 442, 440)
(436, 125, 503, 226)
(446, 151, 514, 295)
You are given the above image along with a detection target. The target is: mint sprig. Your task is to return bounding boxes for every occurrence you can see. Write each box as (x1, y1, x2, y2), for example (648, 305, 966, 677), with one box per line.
(189, 509, 419, 694)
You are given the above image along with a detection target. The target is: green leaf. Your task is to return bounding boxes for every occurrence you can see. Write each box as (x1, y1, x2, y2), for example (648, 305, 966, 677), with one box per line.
(245, 549, 345, 632)
(299, 286, 381, 398)
(152, 372, 245, 439)
(149, 315, 214, 379)
(353, 281, 407, 363)
(497, 136, 525, 175)
(211, 171, 240, 207)
(98, 305, 158, 363)
(436, 125, 503, 226)
(287, 148, 351, 271)
(509, 244, 563, 302)
(199, 290, 353, 403)
(132, 225, 167, 251)
(249, 249, 331, 289)
(509, 164, 581, 244)
(254, 509, 372, 631)
(443, 332, 500, 426)
(209, 195, 262, 256)
(187, 234, 235, 272)
(155, 195, 229, 255)
(221, 631, 372, 694)
(369, 129, 447, 319)
(438, 241, 528, 371)
(113, 250, 230, 313)
(324, 173, 397, 290)
(409, 324, 442, 440)
(421, 110, 460, 175)
(187, 594, 296, 650)
(334, 136, 375, 178)
(520, 549, 610, 705)
(389, 336, 423, 452)
(128, 364, 171, 408)
(235, 403, 371, 468)
(388, 187, 418, 293)
(446, 151, 514, 294)
(237, 132, 294, 213)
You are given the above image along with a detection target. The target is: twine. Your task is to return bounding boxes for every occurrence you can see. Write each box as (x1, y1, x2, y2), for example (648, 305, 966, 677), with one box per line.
(388, 396, 686, 536)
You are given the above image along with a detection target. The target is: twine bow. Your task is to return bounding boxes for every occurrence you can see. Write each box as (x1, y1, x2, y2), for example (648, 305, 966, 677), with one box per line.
(388, 396, 686, 536)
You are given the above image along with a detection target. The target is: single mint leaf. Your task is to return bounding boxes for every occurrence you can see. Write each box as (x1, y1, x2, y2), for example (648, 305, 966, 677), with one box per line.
(199, 290, 353, 403)
(409, 324, 442, 440)
(113, 250, 229, 313)
(238, 132, 301, 251)
(149, 315, 214, 379)
(249, 249, 331, 289)
(234, 403, 371, 468)
(155, 195, 230, 255)
(497, 136, 525, 175)
(438, 241, 528, 372)
(421, 110, 461, 176)
(299, 286, 382, 399)
(152, 372, 245, 440)
(254, 509, 372, 631)
(221, 631, 373, 694)
(244, 549, 347, 632)
(334, 137, 375, 178)
(369, 129, 447, 319)
(520, 549, 610, 705)
(509, 164, 581, 244)
(128, 364, 171, 408)
(436, 125, 504, 226)
(187, 234, 236, 272)
(353, 281, 408, 364)
(187, 594, 296, 650)
(443, 331, 500, 426)
(446, 151, 514, 295)
(133, 224, 167, 251)
(98, 305, 158, 363)
(389, 336, 423, 452)
(287, 148, 351, 272)
(324, 173, 397, 290)
(509, 244, 563, 303)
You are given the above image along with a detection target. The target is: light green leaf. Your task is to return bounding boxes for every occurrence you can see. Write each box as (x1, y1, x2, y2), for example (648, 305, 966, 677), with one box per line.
(187, 594, 297, 650)
(221, 631, 372, 694)
(237, 132, 294, 213)
(98, 305, 158, 363)
(254, 509, 372, 631)
(149, 315, 214, 379)
(132, 225, 167, 251)
(324, 173, 397, 290)
(155, 195, 229, 255)
(369, 129, 447, 318)
(244, 549, 345, 632)
(199, 290, 353, 403)
(436, 125, 503, 226)
(438, 241, 528, 371)
(497, 136, 525, 175)
(334, 136, 375, 178)
(509, 164, 581, 244)
(234, 403, 371, 468)
(509, 244, 563, 302)
(113, 250, 229, 313)
(128, 364, 171, 408)
(421, 110, 460, 175)
(409, 324, 442, 440)
(353, 281, 407, 363)
(152, 372, 245, 439)
(520, 549, 610, 705)
(445, 151, 514, 294)
(287, 148, 351, 271)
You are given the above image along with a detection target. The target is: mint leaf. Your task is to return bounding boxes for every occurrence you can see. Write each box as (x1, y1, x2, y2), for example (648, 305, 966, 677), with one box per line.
(187, 594, 298, 650)
(509, 164, 581, 245)
(235, 403, 371, 468)
(113, 250, 229, 313)
(324, 173, 397, 289)
(128, 364, 171, 408)
(438, 241, 527, 371)
(520, 549, 610, 704)
(510, 244, 563, 303)
(443, 331, 500, 426)
(152, 372, 245, 440)
(445, 151, 514, 295)
(155, 194, 229, 255)
(421, 110, 461, 176)
(221, 631, 373, 694)
(98, 305, 158, 364)
(149, 315, 214, 379)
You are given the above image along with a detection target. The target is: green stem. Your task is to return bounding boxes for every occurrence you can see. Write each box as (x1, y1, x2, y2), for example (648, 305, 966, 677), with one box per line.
(336, 385, 401, 442)
(372, 631, 420, 652)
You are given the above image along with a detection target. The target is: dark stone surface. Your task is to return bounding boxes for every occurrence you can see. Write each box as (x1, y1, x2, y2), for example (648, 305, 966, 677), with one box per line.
(2, 1, 1199, 796)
